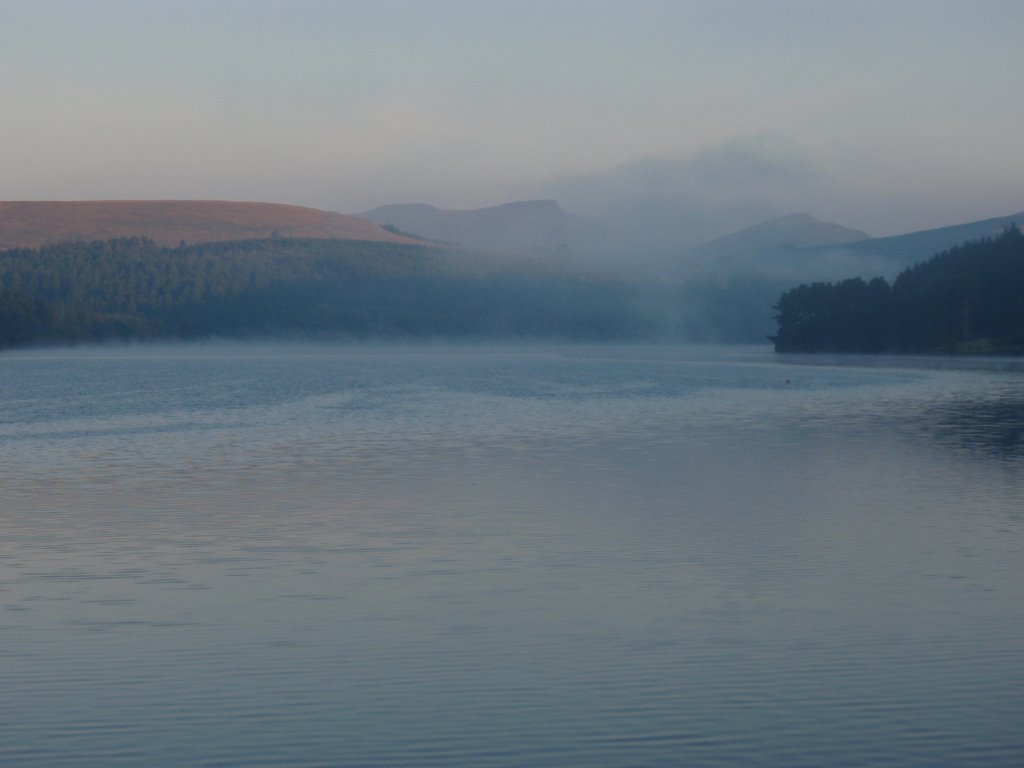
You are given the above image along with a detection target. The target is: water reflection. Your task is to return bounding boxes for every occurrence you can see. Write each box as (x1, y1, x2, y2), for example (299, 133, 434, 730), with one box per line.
(1, 344, 1023, 767)
(923, 395, 1024, 458)
(775, 353, 1024, 460)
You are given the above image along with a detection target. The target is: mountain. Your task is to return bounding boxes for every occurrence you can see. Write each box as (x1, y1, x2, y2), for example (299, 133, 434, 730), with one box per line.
(0, 200, 424, 249)
(692, 213, 870, 259)
(771, 226, 1024, 354)
(809, 210, 1024, 274)
(360, 199, 589, 255)
(686, 209, 1024, 282)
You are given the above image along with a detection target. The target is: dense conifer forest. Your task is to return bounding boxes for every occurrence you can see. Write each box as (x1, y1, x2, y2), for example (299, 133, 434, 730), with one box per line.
(0, 237, 666, 348)
(7, 228, 1016, 353)
(771, 227, 1024, 353)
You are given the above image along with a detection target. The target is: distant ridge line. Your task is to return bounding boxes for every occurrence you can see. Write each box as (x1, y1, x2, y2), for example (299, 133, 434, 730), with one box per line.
(359, 198, 587, 254)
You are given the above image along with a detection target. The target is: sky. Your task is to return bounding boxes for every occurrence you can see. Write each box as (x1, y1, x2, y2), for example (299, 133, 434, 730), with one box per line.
(1, 0, 1022, 237)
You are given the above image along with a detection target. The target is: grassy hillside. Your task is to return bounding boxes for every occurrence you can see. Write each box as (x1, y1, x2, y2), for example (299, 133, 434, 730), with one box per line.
(0, 200, 424, 249)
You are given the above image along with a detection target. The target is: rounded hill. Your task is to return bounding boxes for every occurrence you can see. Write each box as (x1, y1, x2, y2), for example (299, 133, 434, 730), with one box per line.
(0, 200, 427, 249)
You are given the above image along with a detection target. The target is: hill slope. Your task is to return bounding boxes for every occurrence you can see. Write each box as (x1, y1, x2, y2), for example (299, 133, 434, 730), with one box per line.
(0, 200, 425, 249)
(810, 210, 1024, 272)
(360, 199, 589, 254)
(693, 213, 869, 258)
(686, 210, 1024, 281)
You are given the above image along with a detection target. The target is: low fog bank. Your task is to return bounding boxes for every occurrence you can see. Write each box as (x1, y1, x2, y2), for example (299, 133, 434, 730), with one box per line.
(353, 135, 833, 275)
(0, 236, 782, 352)
(6, 190, 1021, 352)
(526, 134, 831, 271)
(0, 337, 775, 364)
(424, 136, 1023, 314)
(354, 180, 1024, 348)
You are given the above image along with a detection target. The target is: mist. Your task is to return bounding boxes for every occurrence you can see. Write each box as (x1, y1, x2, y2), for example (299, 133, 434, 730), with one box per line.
(3, 2, 1024, 347)
(534, 134, 827, 251)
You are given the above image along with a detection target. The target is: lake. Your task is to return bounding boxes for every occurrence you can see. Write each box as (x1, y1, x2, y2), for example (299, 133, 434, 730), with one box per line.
(2, 343, 1023, 766)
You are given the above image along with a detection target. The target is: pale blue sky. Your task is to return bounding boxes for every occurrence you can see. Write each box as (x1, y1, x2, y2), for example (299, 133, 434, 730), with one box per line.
(2, 0, 1021, 235)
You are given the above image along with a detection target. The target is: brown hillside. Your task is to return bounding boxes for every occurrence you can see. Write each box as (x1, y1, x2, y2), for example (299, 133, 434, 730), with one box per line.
(0, 200, 428, 249)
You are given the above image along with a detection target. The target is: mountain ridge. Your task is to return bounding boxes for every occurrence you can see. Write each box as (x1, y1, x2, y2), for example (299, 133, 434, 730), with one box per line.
(692, 213, 870, 256)
(816, 210, 1024, 268)
(685, 209, 1024, 281)
(360, 199, 589, 254)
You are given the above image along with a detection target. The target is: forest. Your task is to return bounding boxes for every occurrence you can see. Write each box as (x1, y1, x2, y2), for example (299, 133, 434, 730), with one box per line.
(0, 236, 675, 348)
(771, 226, 1024, 354)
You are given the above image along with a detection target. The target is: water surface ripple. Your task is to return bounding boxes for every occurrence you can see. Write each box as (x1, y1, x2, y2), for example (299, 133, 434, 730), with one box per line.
(1, 344, 1023, 766)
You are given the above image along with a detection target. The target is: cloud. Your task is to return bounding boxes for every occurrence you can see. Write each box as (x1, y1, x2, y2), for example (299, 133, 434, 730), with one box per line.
(682, 134, 825, 201)
(531, 133, 832, 255)
(544, 133, 825, 213)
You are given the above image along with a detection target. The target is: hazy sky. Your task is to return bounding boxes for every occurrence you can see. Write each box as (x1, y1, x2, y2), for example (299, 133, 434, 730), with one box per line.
(2, 0, 1022, 236)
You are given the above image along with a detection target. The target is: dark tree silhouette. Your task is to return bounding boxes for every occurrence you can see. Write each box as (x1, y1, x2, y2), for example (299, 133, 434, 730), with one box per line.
(772, 227, 1024, 354)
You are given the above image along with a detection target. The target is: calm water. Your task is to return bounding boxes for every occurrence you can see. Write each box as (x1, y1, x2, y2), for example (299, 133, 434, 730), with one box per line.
(2, 343, 1023, 767)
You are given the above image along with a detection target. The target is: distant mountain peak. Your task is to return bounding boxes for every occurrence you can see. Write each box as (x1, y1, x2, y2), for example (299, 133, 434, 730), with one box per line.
(697, 213, 871, 254)
(686, 207, 1024, 283)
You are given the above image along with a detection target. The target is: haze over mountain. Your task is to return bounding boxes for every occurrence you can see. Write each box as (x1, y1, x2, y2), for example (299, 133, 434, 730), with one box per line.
(807, 209, 1024, 276)
(682, 208, 1024, 282)
(5, 5, 1023, 243)
(360, 200, 590, 255)
(0, 200, 423, 250)
(687, 213, 869, 273)
(662, 206, 1024, 344)
(528, 135, 826, 258)
(695, 213, 869, 256)
(356, 190, 1024, 288)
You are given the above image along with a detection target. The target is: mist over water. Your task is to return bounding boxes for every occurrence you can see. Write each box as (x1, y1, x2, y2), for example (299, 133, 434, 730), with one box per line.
(2, 343, 1023, 766)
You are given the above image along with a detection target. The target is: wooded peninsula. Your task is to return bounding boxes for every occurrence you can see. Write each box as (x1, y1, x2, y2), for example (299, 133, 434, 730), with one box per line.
(771, 227, 1024, 354)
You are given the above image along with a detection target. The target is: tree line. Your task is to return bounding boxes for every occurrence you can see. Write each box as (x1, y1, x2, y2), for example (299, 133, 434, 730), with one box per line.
(0, 237, 668, 348)
(771, 226, 1024, 353)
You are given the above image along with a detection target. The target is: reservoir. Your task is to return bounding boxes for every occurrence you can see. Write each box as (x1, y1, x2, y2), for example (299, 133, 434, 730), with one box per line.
(2, 344, 1022, 766)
